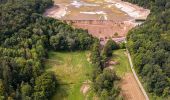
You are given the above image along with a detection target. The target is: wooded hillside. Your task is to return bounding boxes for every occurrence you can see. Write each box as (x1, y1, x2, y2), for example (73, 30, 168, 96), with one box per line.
(0, 0, 93, 99)
(126, 0, 170, 98)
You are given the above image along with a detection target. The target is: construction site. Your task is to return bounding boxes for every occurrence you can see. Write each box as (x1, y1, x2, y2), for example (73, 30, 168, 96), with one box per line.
(44, 0, 149, 44)
(63, 20, 135, 43)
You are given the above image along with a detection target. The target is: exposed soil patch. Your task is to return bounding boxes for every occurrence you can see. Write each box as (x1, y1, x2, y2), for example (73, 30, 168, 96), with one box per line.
(107, 0, 150, 19)
(44, 0, 149, 43)
(80, 80, 91, 95)
(49, 0, 130, 20)
(44, 5, 67, 19)
(108, 61, 119, 65)
(120, 73, 145, 100)
(72, 20, 134, 37)
(106, 60, 119, 70)
(64, 20, 135, 43)
(81, 84, 90, 95)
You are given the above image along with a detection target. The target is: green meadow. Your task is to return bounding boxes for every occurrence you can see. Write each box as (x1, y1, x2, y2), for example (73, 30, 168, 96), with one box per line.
(111, 49, 131, 77)
(45, 51, 94, 100)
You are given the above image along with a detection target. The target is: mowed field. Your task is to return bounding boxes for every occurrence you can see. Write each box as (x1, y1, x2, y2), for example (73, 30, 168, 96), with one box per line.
(111, 49, 145, 100)
(45, 51, 94, 100)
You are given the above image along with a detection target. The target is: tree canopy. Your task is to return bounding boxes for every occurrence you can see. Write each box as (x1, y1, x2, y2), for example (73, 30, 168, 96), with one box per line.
(0, 0, 94, 99)
(126, 0, 170, 97)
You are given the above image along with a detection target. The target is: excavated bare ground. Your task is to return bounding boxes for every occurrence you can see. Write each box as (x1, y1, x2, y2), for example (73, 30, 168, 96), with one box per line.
(44, 0, 150, 43)
(51, 0, 131, 20)
(44, 0, 149, 43)
(64, 20, 135, 42)
(120, 73, 145, 100)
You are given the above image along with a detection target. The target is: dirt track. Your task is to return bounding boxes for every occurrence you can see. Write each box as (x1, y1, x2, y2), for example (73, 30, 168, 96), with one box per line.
(126, 50, 149, 100)
(121, 73, 145, 100)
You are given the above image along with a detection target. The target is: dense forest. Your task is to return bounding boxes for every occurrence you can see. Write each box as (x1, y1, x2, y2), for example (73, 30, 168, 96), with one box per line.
(0, 0, 94, 99)
(125, 0, 170, 98)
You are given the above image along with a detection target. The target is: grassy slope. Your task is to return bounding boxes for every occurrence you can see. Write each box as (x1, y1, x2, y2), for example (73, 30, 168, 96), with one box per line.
(111, 49, 131, 77)
(45, 51, 94, 100)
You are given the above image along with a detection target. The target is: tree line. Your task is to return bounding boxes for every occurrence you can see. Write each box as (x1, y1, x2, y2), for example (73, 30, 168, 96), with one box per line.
(90, 39, 122, 100)
(125, 0, 170, 98)
(0, 0, 94, 99)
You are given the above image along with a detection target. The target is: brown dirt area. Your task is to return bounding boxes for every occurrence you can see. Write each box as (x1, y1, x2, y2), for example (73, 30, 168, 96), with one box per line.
(51, 0, 130, 20)
(80, 84, 90, 95)
(120, 73, 145, 100)
(80, 80, 91, 95)
(65, 20, 135, 42)
(44, 0, 149, 43)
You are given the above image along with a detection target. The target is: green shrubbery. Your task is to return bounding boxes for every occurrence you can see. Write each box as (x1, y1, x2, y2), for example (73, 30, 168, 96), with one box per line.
(90, 39, 122, 99)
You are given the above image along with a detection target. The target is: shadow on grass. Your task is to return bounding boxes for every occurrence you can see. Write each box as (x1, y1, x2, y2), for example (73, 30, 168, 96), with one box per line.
(51, 76, 76, 100)
(51, 84, 69, 100)
(51, 81, 74, 100)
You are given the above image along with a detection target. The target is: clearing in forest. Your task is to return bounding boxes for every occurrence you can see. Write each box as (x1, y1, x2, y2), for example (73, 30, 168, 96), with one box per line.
(45, 51, 94, 100)
(111, 49, 145, 100)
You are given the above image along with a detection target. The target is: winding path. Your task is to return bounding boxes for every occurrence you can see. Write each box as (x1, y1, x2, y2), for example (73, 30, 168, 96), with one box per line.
(126, 49, 149, 100)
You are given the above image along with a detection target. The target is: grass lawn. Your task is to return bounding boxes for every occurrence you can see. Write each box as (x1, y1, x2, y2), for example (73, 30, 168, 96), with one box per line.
(45, 51, 94, 100)
(111, 49, 131, 77)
